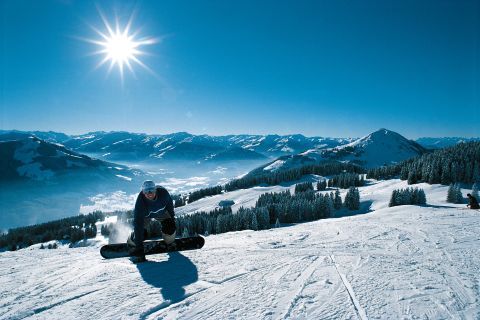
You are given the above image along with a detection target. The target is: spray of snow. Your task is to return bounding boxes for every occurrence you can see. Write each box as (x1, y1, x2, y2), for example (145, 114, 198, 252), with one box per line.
(108, 220, 132, 244)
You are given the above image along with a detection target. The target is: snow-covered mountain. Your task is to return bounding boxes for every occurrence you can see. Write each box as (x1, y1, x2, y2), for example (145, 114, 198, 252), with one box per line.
(216, 134, 353, 157)
(1, 179, 479, 319)
(0, 135, 138, 182)
(64, 131, 353, 162)
(257, 129, 427, 173)
(62, 131, 268, 162)
(416, 137, 480, 149)
(0, 130, 70, 144)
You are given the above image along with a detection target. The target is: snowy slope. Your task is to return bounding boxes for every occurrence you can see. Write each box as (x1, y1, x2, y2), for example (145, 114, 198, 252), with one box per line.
(1, 180, 479, 319)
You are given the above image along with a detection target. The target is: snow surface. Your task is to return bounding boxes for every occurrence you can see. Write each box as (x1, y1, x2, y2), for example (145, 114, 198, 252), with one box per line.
(1, 180, 480, 319)
(263, 160, 286, 172)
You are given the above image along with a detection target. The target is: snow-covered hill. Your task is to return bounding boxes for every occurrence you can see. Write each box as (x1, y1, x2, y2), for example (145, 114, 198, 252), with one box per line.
(0, 136, 138, 182)
(257, 129, 427, 173)
(1, 179, 479, 319)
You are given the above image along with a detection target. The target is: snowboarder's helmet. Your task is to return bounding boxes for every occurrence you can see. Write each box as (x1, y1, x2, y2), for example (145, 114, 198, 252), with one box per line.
(142, 180, 156, 193)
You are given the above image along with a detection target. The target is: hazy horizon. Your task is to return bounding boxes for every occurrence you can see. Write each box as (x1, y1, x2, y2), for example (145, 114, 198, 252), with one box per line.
(2, 127, 480, 141)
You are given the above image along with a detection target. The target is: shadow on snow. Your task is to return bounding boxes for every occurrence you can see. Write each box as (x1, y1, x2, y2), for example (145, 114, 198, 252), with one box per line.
(136, 252, 198, 302)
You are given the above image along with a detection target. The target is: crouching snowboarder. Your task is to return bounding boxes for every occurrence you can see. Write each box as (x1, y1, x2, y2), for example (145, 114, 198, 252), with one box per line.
(127, 180, 177, 263)
(466, 193, 480, 209)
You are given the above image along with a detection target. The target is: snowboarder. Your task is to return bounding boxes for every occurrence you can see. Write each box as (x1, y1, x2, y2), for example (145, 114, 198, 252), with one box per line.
(127, 180, 177, 262)
(466, 193, 480, 209)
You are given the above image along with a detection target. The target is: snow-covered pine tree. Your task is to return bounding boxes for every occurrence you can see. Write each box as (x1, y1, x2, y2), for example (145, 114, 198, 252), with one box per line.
(334, 189, 342, 210)
(389, 190, 398, 207)
(275, 217, 280, 228)
(472, 182, 480, 199)
(454, 183, 463, 204)
(417, 189, 427, 205)
(345, 187, 360, 210)
(447, 184, 456, 203)
(316, 180, 327, 191)
(407, 172, 417, 185)
(251, 212, 258, 231)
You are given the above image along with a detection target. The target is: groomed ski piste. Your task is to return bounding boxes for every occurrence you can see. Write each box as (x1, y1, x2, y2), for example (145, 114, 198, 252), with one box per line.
(1, 178, 479, 319)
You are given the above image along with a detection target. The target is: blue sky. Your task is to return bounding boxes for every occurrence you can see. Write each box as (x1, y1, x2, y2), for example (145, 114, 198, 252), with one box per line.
(1, 0, 479, 138)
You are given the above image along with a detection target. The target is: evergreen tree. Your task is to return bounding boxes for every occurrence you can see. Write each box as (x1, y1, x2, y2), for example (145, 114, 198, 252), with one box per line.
(316, 180, 327, 191)
(275, 218, 280, 228)
(389, 190, 398, 207)
(407, 172, 417, 185)
(345, 187, 360, 210)
(251, 212, 258, 231)
(472, 182, 480, 199)
(447, 184, 456, 203)
(417, 189, 427, 205)
(454, 184, 463, 204)
(334, 190, 342, 210)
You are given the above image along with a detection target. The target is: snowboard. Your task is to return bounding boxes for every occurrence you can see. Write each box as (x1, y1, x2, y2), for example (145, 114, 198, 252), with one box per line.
(100, 236, 205, 259)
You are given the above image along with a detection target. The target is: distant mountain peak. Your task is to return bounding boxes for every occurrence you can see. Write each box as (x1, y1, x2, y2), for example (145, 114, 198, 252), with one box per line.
(257, 128, 427, 173)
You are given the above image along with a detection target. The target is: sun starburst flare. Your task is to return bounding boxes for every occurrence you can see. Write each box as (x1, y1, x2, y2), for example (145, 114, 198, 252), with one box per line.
(84, 10, 159, 81)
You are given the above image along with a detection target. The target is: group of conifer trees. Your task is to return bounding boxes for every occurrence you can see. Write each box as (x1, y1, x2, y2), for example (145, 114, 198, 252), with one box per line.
(225, 162, 363, 191)
(344, 187, 361, 210)
(0, 211, 105, 251)
(188, 185, 223, 203)
(367, 142, 480, 185)
(327, 173, 365, 189)
(175, 185, 362, 237)
(388, 188, 427, 207)
(294, 182, 314, 193)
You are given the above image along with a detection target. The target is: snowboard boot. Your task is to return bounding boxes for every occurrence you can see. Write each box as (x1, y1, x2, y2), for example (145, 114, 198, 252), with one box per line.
(163, 231, 177, 250)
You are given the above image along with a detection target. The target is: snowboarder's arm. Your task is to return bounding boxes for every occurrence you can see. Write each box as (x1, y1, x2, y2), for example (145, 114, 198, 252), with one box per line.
(133, 194, 146, 247)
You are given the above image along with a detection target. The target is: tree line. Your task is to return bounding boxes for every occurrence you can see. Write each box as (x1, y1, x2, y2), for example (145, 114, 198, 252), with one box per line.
(225, 161, 364, 191)
(0, 211, 105, 251)
(367, 141, 480, 185)
(187, 185, 223, 203)
(327, 173, 365, 189)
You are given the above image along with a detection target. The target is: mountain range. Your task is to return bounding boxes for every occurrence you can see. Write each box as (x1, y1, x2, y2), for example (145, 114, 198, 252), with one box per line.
(1, 130, 355, 162)
(0, 135, 139, 182)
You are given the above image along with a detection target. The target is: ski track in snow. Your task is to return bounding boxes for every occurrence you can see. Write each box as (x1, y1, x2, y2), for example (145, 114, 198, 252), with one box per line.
(1, 179, 480, 319)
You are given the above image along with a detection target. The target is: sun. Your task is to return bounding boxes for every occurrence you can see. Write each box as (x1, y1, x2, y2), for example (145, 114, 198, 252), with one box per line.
(85, 10, 158, 81)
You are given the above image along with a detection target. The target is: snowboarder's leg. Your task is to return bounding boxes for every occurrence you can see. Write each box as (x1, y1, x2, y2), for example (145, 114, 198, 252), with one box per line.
(127, 229, 149, 263)
(161, 218, 177, 247)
